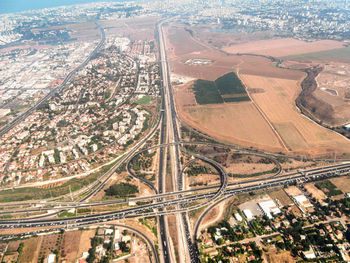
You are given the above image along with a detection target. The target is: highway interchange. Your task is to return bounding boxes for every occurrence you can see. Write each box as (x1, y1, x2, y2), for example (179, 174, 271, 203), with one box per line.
(1, 19, 350, 263)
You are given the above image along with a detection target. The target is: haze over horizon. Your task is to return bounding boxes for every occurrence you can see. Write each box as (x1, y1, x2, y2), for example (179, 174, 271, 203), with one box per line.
(0, 0, 131, 14)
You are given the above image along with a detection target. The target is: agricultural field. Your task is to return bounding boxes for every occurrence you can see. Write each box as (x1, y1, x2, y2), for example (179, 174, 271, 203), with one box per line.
(215, 72, 246, 95)
(330, 176, 350, 193)
(284, 47, 350, 63)
(193, 72, 250, 104)
(213, 153, 278, 179)
(314, 180, 343, 197)
(222, 38, 345, 58)
(182, 102, 283, 151)
(165, 23, 350, 157)
(193, 79, 223, 104)
(240, 74, 350, 156)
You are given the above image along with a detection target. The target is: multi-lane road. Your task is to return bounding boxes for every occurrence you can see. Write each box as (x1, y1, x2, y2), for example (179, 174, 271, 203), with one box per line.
(0, 162, 349, 229)
(2, 18, 350, 263)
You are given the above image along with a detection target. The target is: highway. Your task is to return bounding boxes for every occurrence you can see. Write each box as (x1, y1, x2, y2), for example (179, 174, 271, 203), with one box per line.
(1, 161, 349, 216)
(2, 17, 350, 263)
(158, 17, 195, 262)
(157, 18, 177, 263)
(0, 161, 348, 229)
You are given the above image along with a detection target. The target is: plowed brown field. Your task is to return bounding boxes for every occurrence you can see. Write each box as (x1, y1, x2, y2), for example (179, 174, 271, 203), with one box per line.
(174, 96, 284, 152)
(222, 38, 344, 57)
(240, 74, 350, 155)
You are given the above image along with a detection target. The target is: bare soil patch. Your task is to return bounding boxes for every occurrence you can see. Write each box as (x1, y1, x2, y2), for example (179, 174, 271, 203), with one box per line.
(265, 247, 297, 263)
(61, 230, 82, 262)
(289, 205, 303, 217)
(269, 189, 293, 207)
(101, 16, 158, 41)
(330, 176, 350, 193)
(285, 186, 303, 197)
(304, 183, 327, 202)
(199, 200, 227, 232)
(165, 25, 207, 58)
(77, 229, 96, 258)
(21, 237, 42, 263)
(313, 63, 350, 126)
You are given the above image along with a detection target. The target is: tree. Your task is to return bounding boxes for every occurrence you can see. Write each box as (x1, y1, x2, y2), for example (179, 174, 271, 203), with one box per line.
(105, 183, 138, 197)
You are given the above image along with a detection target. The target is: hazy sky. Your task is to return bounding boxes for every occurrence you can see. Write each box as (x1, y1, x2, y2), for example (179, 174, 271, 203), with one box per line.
(0, 0, 128, 14)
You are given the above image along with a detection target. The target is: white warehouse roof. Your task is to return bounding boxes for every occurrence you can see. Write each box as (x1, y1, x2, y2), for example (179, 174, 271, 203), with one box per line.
(258, 200, 281, 219)
(243, 209, 254, 220)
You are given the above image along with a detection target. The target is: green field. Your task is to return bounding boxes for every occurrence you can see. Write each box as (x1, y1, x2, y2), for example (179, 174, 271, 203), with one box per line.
(136, 96, 153, 105)
(223, 97, 251, 103)
(315, 180, 343, 197)
(193, 72, 249, 105)
(215, 72, 247, 95)
(283, 47, 350, 63)
(193, 79, 223, 104)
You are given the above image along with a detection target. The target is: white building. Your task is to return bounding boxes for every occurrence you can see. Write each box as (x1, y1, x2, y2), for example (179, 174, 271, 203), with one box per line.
(294, 195, 313, 208)
(105, 229, 113, 235)
(234, 213, 243, 222)
(258, 200, 281, 219)
(243, 209, 254, 220)
(46, 254, 56, 263)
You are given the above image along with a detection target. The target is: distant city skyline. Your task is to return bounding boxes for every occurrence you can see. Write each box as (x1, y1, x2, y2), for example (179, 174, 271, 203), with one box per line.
(0, 0, 131, 14)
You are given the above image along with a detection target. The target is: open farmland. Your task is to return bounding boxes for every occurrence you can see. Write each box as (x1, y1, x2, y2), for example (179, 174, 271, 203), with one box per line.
(166, 26, 302, 81)
(216, 72, 246, 95)
(193, 72, 250, 104)
(215, 72, 250, 102)
(166, 23, 350, 157)
(240, 74, 350, 156)
(177, 101, 284, 152)
(330, 176, 350, 193)
(193, 79, 223, 104)
(222, 38, 345, 57)
(315, 180, 343, 197)
(284, 47, 350, 63)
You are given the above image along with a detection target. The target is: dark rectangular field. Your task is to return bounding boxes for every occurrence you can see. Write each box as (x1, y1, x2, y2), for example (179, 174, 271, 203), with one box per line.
(193, 72, 250, 105)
